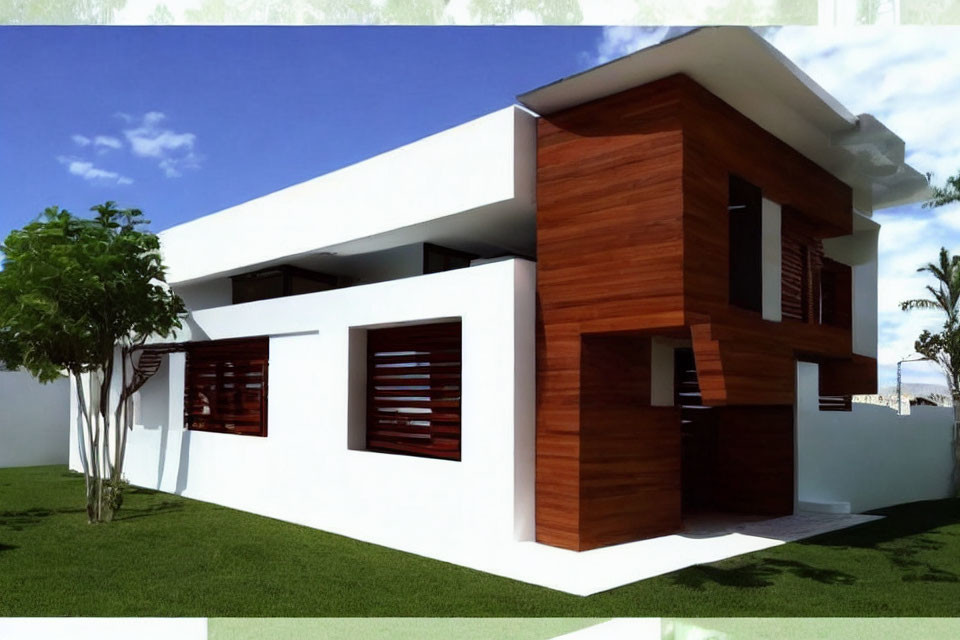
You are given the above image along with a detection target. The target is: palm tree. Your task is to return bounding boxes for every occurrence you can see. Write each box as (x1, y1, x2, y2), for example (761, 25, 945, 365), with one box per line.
(901, 247, 960, 493)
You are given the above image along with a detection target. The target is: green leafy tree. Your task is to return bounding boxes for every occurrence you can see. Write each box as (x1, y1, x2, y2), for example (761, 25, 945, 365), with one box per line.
(0, 202, 185, 522)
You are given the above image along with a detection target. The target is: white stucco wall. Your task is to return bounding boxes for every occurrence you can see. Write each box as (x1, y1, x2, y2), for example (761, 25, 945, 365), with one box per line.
(70, 259, 536, 561)
(796, 362, 953, 514)
(0, 371, 69, 468)
(822, 212, 879, 358)
(160, 106, 536, 285)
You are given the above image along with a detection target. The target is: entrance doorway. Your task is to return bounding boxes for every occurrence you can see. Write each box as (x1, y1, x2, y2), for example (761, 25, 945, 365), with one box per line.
(674, 347, 717, 514)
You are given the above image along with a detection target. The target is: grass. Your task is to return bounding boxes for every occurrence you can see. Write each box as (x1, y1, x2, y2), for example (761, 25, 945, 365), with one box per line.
(2, 465, 960, 616)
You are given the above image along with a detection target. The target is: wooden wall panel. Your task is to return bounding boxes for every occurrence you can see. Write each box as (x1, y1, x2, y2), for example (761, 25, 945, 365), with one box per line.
(819, 354, 878, 396)
(713, 405, 795, 515)
(579, 334, 681, 550)
(535, 74, 864, 550)
(676, 73, 861, 404)
(535, 77, 689, 550)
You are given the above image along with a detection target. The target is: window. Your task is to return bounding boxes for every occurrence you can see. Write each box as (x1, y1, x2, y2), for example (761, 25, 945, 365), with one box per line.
(366, 321, 462, 460)
(184, 337, 269, 436)
(781, 207, 823, 323)
(728, 175, 763, 313)
(422, 243, 476, 275)
(231, 265, 337, 305)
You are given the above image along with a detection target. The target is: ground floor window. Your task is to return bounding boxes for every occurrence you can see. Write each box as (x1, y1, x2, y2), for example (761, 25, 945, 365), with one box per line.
(366, 321, 462, 460)
(184, 336, 269, 436)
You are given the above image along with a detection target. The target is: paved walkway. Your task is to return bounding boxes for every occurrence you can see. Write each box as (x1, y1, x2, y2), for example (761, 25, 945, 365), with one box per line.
(456, 512, 882, 596)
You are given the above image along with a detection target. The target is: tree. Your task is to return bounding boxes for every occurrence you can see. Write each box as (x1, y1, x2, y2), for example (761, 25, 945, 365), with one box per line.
(0, 202, 185, 522)
(901, 241, 960, 492)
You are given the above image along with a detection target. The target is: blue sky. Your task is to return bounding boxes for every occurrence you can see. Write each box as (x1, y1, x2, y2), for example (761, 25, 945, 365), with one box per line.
(1, 26, 958, 387)
(0, 27, 602, 231)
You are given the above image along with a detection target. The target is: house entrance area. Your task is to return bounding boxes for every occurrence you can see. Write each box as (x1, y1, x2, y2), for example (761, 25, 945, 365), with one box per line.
(674, 346, 795, 527)
(675, 347, 717, 514)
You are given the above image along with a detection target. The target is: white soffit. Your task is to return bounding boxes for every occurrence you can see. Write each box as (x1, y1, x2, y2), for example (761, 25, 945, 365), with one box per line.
(517, 26, 930, 213)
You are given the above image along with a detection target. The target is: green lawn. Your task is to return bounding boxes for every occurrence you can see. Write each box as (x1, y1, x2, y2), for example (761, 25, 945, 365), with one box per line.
(2, 465, 960, 616)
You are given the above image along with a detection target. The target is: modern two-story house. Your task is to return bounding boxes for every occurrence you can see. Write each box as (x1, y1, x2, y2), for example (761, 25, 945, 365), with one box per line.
(68, 27, 930, 575)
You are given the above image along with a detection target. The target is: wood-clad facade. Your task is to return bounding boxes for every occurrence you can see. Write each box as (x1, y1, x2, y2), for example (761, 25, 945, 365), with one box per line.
(535, 74, 874, 551)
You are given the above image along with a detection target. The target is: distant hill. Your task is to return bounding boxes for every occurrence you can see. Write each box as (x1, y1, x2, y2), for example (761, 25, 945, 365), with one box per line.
(878, 383, 950, 398)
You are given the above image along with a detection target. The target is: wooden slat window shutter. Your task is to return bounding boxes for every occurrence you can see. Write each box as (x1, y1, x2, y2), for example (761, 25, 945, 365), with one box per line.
(781, 207, 823, 324)
(184, 337, 269, 437)
(819, 394, 852, 412)
(366, 321, 462, 461)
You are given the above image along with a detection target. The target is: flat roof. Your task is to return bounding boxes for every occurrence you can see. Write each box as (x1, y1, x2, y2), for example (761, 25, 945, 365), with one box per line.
(518, 26, 930, 212)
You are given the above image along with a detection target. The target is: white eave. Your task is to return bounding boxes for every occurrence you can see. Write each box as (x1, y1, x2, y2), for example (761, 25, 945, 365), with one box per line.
(517, 26, 931, 213)
(158, 106, 537, 285)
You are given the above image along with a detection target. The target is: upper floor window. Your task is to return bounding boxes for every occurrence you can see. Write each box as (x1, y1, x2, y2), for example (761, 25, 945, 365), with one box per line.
(422, 243, 476, 275)
(185, 337, 269, 437)
(782, 208, 851, 329)
(231, 265, 337, 305)
(728, 175, 763, 313)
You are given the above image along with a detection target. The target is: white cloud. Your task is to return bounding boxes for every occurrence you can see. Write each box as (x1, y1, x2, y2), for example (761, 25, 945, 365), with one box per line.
(94, 135, 122, 150)
(590, 26, 670, 65)
(764, 27, 960, 185)
(57, 156, 133, 186)
(123, 111, 200, 177)
(763, 27, 960, 385)
(71, 134, 91, 146)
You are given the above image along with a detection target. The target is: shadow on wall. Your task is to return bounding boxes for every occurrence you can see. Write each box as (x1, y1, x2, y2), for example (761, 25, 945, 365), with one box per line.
(135, 349, 190, 494)
(137, 354, 171, 489)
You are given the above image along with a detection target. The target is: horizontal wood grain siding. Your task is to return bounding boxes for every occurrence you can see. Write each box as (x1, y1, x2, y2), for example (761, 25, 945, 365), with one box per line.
(712, 405, 795, 515)
(580, 335, 681, 549)
(678, 74, 856, 405)
(535, 74, 863, 550)
(536, 77, 687, 550)
(819, 354, 878, 396)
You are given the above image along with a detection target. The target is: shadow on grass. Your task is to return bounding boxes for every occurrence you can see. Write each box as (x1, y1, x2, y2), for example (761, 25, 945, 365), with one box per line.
(0, 543, 18, 552)
(670, 558, 857, 590)
(113, 500, 183, 522)
(127, 486, 160, 496)
(0, 507, 86, 531)
(0, 500, 182, 529)
(801, 499, 960, 549)
(797, 499, 960, 584)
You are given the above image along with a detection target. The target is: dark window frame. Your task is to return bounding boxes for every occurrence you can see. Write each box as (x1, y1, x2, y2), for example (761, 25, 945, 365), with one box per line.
(184, 336, 269, 437)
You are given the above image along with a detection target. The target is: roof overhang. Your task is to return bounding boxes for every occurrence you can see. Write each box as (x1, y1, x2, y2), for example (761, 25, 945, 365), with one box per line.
(518, 26, 930, 213)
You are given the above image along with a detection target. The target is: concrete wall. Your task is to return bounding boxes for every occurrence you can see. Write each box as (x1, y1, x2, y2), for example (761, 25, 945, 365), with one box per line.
(822, 212, 879, 358)
(0, 371, 69, 468)
(160, 106, 536, 285)
(70, 259, 536, 562)
(796, 362, 954, 513)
